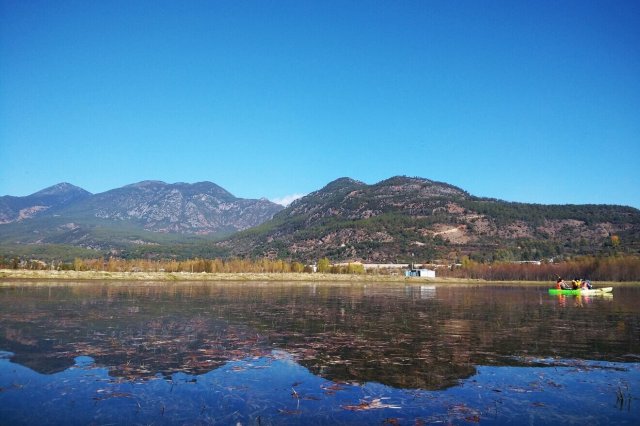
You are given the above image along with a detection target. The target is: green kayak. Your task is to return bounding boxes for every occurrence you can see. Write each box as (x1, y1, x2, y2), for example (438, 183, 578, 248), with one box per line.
(548, 287, 613, 296)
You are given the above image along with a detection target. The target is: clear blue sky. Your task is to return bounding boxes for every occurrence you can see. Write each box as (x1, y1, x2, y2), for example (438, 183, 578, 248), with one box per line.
(1, 0, 639, 207)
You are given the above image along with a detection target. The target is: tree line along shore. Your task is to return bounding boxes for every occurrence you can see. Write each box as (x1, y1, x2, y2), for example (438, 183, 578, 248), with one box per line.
(1, 255, 639, 282)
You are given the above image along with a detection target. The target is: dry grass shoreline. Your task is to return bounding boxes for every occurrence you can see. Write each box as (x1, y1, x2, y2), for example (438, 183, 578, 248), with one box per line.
(0, 268, 483, 284)
(1, 269, 634, 286)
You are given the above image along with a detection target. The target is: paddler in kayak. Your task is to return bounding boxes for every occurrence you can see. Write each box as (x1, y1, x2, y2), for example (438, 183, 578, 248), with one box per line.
(555, 278, 571, 290)
(580, 279, 593, 289)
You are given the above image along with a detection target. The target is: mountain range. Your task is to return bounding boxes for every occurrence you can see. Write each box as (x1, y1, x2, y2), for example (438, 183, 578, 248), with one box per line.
(1, 177, 639, 262)
(0, 181, 282, 259)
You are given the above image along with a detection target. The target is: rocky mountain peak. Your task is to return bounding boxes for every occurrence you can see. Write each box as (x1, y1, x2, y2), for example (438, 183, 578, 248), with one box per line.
(122, 180, 235, 200)
(31, 182, 91, 197)
(64, 180, 283, 235)
(319, 177, 366, 193)
(0, 182, 92, 224)
(374, 176, 468, 198)
(125, 180, 166, 189)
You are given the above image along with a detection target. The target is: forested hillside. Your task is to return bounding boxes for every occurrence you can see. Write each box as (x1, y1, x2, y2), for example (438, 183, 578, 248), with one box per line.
(219, 176, 640, 263)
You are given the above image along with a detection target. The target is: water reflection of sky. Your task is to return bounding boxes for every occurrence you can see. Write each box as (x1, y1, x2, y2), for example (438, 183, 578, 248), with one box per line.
(1, 350, 638, 425)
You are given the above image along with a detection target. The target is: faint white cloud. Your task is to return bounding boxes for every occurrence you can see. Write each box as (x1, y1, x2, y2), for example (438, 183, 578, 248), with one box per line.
(271, 193, 305, 206)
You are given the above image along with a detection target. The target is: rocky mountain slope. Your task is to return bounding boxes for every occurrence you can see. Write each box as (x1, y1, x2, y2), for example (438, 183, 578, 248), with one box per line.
(0, 181, 283, 256)
(0, 183, 91, 224)
(220, 176, 640, 263)
(61, 180, 283, 235)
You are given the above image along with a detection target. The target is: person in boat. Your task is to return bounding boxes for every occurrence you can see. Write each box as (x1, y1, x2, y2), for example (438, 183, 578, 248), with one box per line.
(556, 278, 571, 289)
(571, 279, 581, 290)
(581, 279, 593, 289)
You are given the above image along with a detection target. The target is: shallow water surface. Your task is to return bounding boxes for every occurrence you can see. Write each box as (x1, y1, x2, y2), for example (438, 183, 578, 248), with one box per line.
(0, 281, 638, 424)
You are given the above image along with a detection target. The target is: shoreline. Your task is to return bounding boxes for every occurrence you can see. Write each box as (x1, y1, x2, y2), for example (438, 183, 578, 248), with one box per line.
(0, 269, 635, 286)
(0, 269, 486, 284)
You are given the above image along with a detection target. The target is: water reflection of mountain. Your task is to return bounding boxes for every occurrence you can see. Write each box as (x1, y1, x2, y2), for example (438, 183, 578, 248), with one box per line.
(0, 282, 638, 390)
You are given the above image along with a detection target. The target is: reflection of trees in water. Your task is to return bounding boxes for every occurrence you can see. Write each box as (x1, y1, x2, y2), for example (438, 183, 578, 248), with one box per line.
(0, 283, 638, 390)
(247, 291, 480, 389)
(0, 284, 274, 380)
(61, 318, 271, 381)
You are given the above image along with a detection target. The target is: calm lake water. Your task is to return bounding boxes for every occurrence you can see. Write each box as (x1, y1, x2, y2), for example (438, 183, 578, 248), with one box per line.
(0, 281, 638, 425)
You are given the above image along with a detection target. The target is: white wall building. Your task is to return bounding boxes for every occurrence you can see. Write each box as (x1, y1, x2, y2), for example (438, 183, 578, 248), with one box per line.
(405, 268, 436, 278)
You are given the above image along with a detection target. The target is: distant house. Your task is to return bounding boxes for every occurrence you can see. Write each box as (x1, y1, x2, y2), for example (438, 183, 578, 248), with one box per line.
(405, 268, 436, 278)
